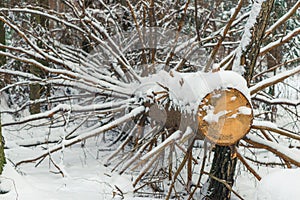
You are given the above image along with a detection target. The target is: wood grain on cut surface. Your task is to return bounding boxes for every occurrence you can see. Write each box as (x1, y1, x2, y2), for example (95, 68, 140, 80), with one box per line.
(198, 88, 253, 146)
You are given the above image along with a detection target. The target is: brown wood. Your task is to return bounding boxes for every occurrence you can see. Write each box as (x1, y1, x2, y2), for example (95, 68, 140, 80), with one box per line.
(198, 88, 253, 146)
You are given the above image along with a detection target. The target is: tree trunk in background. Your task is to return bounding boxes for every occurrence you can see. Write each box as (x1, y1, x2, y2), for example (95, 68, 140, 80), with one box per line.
(29, 65, 43, 114)
(240, 0, 275, 86)
(265, 0, 284, 122)
(0, 0, 6, 174)
(0, 115, 5, 175)
(0, 2, 5, 68)
(29, 0, 49, 114)
(266, 47, 281, 122)
(206, 1, 275, 199)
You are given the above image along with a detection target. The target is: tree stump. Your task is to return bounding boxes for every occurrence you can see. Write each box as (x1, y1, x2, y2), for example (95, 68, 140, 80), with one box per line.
(198, 88, 253, 146)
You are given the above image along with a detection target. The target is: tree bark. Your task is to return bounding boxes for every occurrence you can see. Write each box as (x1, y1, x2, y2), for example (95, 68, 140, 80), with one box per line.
(0, 0, 6, 174)
(0, 115, 5, 175)
(29, 66, 42, 114)
(206, 146, 237, 200)
(206, 1, 275, 199)
(0, 7, 5, 68)
(241, 0, 275, 86)
(265, 47, 281, 122)
(29, 0, 49, 114)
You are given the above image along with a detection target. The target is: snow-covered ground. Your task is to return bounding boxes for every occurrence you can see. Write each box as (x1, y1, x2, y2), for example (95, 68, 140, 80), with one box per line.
(1, 139, 129, 199)
(256, 168, 300, 200)
(1, 106, 300, 200)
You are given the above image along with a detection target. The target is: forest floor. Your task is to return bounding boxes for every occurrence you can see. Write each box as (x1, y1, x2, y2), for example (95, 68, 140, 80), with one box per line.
(1, 111, 300, 200)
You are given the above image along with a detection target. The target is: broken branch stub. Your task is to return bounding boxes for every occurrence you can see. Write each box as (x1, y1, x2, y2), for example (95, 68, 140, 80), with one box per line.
(198, 88, 253, 146)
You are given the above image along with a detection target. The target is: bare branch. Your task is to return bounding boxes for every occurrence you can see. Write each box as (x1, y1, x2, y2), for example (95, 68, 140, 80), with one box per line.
(236, 149, 261, 181)
(253, 57, 300, 80)
(204, 0, 243, 72)
(252, 94, 300, 107)
(202, 171, 245, 200)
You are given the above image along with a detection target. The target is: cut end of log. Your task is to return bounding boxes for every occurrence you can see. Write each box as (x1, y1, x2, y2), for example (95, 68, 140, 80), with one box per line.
(198, 88, 253, 146)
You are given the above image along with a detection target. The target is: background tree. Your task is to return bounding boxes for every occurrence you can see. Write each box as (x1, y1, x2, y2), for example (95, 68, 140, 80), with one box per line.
(206, 1, 276, 199)
(0, 0, 7, 175)
(28, 0, 50, 114)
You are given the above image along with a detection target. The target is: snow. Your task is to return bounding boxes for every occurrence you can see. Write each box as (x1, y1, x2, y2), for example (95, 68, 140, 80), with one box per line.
(253, 94, 300, 106)
(231, 96, 237, 101)
(134, 70, 250, 115)
(260, 27, 300, 55)
(203, 107, 228, 123)
(0, 145, 156, 200)
(264, 1, 300, 37)
(232, 0, 264, 75)
(238, 106, 252, 115)
(252, 120, 278, 129)
(0, 109, 159, 200)
(140, 130, 182, 161)
(0, 67, 251, 200)
(1, 66, 298, 200)
(246, 134, 300, 165)
(0, 73, 298, 200)
(256, 168, 300, 200)
(1, 2, 299, 200)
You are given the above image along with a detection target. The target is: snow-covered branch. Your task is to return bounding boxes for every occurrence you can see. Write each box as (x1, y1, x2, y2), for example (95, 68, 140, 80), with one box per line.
(264, 1, 300, 38)
(252, 94, 300, 107)
(2, 98, 137, 127)
(0, 68, 42, 81)
(15, 106, 145, 166)
(252, 120, 300, 141)
(260, 27, 300, 56)
(244, 134, 300, 167)
(232, 0, 264, 74)
(250, 65, 300, 94)
(0, 1, 299, 198)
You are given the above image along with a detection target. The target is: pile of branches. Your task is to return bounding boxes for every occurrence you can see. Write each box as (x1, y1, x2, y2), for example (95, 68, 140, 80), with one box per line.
(0, 0, 300, 199)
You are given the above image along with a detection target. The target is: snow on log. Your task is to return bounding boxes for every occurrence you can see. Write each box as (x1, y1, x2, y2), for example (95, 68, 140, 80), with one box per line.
(135, 70, 251, 113)
(136, 70, 253, 146)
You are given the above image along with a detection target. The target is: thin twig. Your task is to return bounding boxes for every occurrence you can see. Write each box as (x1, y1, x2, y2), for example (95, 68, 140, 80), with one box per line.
(204, 0, 243, 72)
(236, 150, 261, 181)
(166, 139, 194, 200)
(187, 140, 208, 200)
